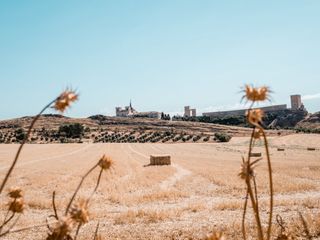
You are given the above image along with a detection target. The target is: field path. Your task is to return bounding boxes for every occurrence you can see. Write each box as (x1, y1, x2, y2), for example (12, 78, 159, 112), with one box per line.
(128, 144, 192, 189)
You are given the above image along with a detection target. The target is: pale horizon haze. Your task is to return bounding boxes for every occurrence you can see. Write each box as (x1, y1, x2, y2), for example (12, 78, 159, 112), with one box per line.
(0, 1, 319, 120)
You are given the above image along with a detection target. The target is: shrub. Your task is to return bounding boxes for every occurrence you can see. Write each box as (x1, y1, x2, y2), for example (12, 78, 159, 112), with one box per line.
(15, 128, 26, 141)
(58, 123, 84, 139)
(214, 132, 232, 142)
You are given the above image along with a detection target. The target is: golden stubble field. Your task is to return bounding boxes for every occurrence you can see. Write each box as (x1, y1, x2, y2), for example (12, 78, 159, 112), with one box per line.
(0, 134, 319, 239)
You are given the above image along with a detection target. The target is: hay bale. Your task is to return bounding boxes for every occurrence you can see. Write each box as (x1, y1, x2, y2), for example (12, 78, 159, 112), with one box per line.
(250, 152, 262, 157)
(150, 155, 171, 165)
(307, 147, 316, 151)
(277, 148, 285, 151)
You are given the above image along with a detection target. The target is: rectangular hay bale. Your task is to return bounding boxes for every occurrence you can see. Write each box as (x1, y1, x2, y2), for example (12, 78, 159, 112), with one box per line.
(307, 148, 316, 151)
(250, 152, 262, 157)
(150, 155, 171, 165)
(277, 148, 285, 151)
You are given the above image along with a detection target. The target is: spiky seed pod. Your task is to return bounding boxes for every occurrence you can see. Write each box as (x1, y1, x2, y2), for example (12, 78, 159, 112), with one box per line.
(8, 198, 24, 213)
(239, 157, 261, 180)
(243, 85, 271, 102)
(98, 155, 113, 170)
(70, 199, 90, 224)
(54, 89, 78, 113)
(246, 109, 264, 127)
(47, 217, 74, 240)
(8, 187, 23, 199)
(205, 232, 225, 240)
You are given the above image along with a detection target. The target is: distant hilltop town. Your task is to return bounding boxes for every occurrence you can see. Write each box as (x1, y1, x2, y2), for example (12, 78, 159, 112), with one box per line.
(115, 95, 306, 124)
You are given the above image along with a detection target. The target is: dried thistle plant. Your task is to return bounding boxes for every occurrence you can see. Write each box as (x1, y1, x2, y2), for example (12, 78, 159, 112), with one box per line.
(0, 89, 78, 195)
(0, 89, 78, 238)
(46, 154, 113, 240)
(205, 232, 225, 240)
(240, 85, 274, 240)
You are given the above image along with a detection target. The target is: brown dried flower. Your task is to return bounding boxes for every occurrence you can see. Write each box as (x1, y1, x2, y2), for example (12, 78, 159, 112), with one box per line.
(8, 198, 24, 213)
(205, 232, 225, 240)
(239, 157, 261, 180)
(8, 187, 23, 199)
(98, 155, 113, 170)
(47, 217, 73, 240)
(243, 85, 271, 102)
(246, 109, 264, 127)
(54, 90, 78, 113)
(69, 199, 90, 224)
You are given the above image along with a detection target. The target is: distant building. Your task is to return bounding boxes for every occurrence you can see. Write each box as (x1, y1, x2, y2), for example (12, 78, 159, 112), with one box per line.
(202, 94, 306, 118)
(202, 104, 287, 118)
(191, 109, 196, 117)
(184, 106, 197, 117)
(115, 101, 161, 119)
(290, 94, 302, 110)
(115, 101, 137, 117)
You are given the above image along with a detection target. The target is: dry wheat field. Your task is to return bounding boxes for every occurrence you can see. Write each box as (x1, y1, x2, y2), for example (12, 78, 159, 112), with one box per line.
(0, 134, 319, 239)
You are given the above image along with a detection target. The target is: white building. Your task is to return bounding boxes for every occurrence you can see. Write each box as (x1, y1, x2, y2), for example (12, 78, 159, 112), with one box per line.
(115, 101, 161, 119)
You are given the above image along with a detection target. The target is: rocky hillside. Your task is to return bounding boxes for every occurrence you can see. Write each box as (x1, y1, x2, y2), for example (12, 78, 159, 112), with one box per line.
(296, 112, 320, 130)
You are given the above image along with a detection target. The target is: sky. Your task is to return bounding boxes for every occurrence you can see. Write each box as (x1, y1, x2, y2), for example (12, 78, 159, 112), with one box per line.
(0, 1, 319, 120)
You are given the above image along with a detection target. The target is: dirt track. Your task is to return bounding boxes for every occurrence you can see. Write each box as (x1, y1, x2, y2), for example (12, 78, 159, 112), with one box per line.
(0, 134, 319, 239)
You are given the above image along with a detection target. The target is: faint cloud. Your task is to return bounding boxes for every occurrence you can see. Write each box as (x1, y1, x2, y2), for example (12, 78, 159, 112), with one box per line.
(302, 93, 320, 101)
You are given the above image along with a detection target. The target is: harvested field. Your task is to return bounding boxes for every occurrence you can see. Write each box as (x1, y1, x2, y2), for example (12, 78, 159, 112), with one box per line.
(0, 134, 319, 239)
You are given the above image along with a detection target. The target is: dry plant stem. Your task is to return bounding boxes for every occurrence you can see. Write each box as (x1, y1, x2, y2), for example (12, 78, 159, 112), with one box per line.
(245, 177, 264, 240)
(261, 129, 273, 240)
(65, 163, 99, 214)
(0, 208, 11, 233)
(253, 176, 260, 215)
(93, 222, 100, 240)
(52, 191, 59, 220)
(74, 223, 82, 240)
(299, 212, 312, 240)
(241, 189, 249, 240)
(1, 213, 15, 229)
(0, 99, 56, 195)
(246, 127, 264, 240)
(0, 214, 21, 238)
(0, 212, 15, 234)
(88, 168, 104, 203)
(0, 222, 52, 237)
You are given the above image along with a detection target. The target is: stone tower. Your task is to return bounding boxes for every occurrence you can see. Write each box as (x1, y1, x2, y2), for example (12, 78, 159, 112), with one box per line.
(290, 95, 302, 110)
(184, 106, 190, 117)
(191, 109, 196, 117)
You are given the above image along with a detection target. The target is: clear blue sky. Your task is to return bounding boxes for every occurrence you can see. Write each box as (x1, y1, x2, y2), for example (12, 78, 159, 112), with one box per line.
(0, 1, 319, 120)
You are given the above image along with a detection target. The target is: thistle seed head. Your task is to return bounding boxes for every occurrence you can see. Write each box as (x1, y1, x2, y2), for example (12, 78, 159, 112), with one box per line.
(246, 109, 264, 127)
(98, 155, 113, 171)
(243, 85, 271, 102)
(69, 199, 90, 224)
(8, 198, 24, 213)
(47, 217, 73, 240)
(8, 187, 23, 199)
(54, 89, 78, 113)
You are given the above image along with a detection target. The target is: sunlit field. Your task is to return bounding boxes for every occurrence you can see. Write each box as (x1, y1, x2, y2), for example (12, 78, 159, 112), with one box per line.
(1, 134, 319, 239)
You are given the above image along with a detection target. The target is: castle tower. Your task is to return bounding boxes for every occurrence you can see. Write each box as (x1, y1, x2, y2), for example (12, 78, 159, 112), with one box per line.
(191, 109, 196, 117)
(184, 106, 190, 117)
(290, 95, 302, 110)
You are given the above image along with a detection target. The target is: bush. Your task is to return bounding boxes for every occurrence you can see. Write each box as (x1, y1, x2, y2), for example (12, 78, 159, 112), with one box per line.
(214, 132, 232, 142)
(15, 128, 26, 141)
(58, 123, 84, 138)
